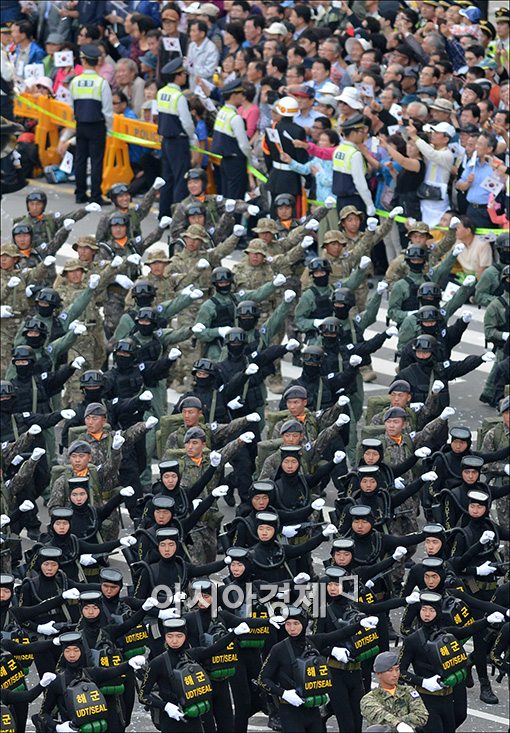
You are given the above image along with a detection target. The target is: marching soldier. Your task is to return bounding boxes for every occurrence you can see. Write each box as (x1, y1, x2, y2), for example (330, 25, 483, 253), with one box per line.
(480, 266, 510, 407)
(475, 233, 510, 307)
(96, 178, 166, 243)
(14, 190, 98, 247)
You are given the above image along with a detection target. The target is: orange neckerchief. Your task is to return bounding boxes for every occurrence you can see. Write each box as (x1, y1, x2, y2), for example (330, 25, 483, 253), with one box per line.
(19, 248, 31, 257)
(74, 468, 89, 477)
(115, 237, 129, 247)
(383, 687, 397, 696)
(190, 456, 203, 466)
(296, 414, 306, 422)
(196, 194, 206, 202)
(88, 431, 104, 442)
(388, 434, 403, 446)
(279, 218, 292, 230)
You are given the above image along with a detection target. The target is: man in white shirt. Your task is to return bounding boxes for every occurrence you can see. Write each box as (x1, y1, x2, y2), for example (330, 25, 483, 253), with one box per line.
(186, 19, 219, 89)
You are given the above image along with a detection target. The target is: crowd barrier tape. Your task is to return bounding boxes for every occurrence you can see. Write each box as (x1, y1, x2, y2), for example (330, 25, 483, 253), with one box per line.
(12, 93, 510, 230)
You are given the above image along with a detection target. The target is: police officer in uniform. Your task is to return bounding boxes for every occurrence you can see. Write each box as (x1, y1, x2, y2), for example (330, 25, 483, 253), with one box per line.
(211, 80, 254, 199)
(157, 57, 198, 213)
(70, 45, 113, 205)
(331, 114, 376, 216)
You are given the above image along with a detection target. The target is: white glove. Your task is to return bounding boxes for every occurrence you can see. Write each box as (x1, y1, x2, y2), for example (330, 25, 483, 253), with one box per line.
(273, 273, 286, 287)
(322, 523, 337, 538)
(192, 499, 202, 510)
(377, 280, 389, 294)
(282, 689, 304, 707)
(63, 218, 75, 231)
(305, 218, 319, 231)
(349, 354, 362, 367)
(60, 409, 76, 420)
(110, 255, 124, 268)
(7, 276, 21, 288)
(234, 622, 250, 636)
(239, 431, 255, 444)
(210, 451, 222, 467)
(114, 274, 134, 290)
(462, 275, 476, 287)
(432, 380, 445, 394)
(28, 423, 42, 435)
(422, 471, 438, 482)
(0, 306, 13, 318)
(452, 243, 465, 257)
(190, 288, 203, 300)
(482, 351, 496, 362)
(212, 485, 229, 498)
(128, 654, 146, 670)
(422, 675, 444, 693)
(480, 530, 495, 545)
(390, 205, 404, 219)
(282, 525, 300, 539)
(152, 176, 165, 190)
(246, 412, 261, 422)
(386, 326, 399, 337)
(360, 616, 379, 629)
(331, 647, 351, 663)
(392, 546, 407, 561)
(197, 258, 210, 270)
(85, 202, 102, 212)
(44, 255, 56, 267)
(142, 596, 159, 611)
(269, 615, 285, 629)
(410, 402, 424, 413)
(365, 579, 374, 590)
(440, 407, 455, 420)
(19, 499, 35, 512)
(25, 284, 35, 297)
(120, 486, 135, 497)
(0, 514, 10, 528)
(228, 397, 244, 410)
(112, 432, 125, 449)
(505, 464, 510, 476)
(71, 357, 85, 370)
(225, 198, 236, 213)
(313, 318, 325, 328)
(337, 395, 350, 406)
(394, 477, 406, 490)
(449, 216, 461, 229)
(80, 554, 97, 567)
(145, 416, 159, 430)
(159, 607, 180, 620)
(366, 217, 378, 231)
(293, 572, 310, 584)
(37, 621, 58, 636)
(335, 415, 350, 427)
(487, 612, 505, 624)
(415, 447, 431, 459)
(476, 561, 497, 576)
(192, 323, 206, 334)
(159, 216, 172, 229)
(69, 321, 87, 335)
(218, 326, 232, 338)
(301, 235, 314, 249)
(139, 390, 153, 402)
(62, 588, 80, 601)
(397, 723, 415, 733)
(168, 348, 181, 361)
(245, 363, 259, 376)
(359, 256, 371, 270)
(233, 224, 246, 237)
(325, 195, 336, 209)
(311, 498, 325, 511)
(88, 274, 101, 289)
(40, 672, 57, 688)
(164, 702, 185, 721)
(284, 289, 296, 303)
(286, 338, 300, 352)
(120, 535, 137, 547)
(462, 311, 473, 324)
(224, 555, 232, 564)
(12, 455, 23, 466)
(247, 204, 260, 216)
(56, 723, 75, 733)
(501, 332, 510, 342)
(126, 253, 142, 266)
(406, 591, 421, 604)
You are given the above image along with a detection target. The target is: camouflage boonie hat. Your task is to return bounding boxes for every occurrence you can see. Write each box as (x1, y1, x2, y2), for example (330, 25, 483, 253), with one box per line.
(245, 239, 267, 256)
(73, 235, 99, 251)
(146, 249, 171, 264)
(323, 230, 349, 246)
(62, 259, 87, 272)
(407, 221, 434, 239)
(252, 218, 278, 234)
(182, 224, 208, 241)
(339, 205, 363, 220)
(0, 243, 21, 257)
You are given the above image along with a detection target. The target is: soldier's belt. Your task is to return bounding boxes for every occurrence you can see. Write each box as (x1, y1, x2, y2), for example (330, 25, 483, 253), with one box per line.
(327, 659, 361, 671)
(476, 581, 498, 592)
(107, 284, 126, 296)
(417, 685, 452, 697)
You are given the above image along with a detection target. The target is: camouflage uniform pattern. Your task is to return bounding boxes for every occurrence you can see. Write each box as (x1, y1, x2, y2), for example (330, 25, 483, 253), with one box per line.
(482, 420, 510, 559)
(95, 189, 158, 244)
(360, 684, 429, 732)
(14, 206, 89, 248)
(385, 226, 456, 285)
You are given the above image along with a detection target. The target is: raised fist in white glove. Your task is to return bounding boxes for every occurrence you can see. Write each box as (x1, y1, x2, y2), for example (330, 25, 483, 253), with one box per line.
(71, 357, 85, 370)
(247, 204, 260, 216)
(386, 326, 398, 337)
(480, 530, 495, 545)
(233, 224, 246, 237)
(322, 523, 337, 538)
(390, 206, 404, 219)
(406, 591, 421, 604)
(366, 217, 378, 231)
(293, 572, 310, 584)
(505, 464, 510, 476)
(60, 409, 76, 420)
(7, 276, 21, 288)
(415, 447, 431, 458)
(218, 326, 232, 338)
(80, 554, 97, 567)
(449, 216, 461, 229)
(190, 288, 203, 300)
(349, 354, 362, 367)
(28, 423, 42, 435)
(120, 535, 137, 547)
(360, 616, 379, 629)
(128, 655, 146, 670)
(273, 273, 286, 287)
(225, 198, 236, 213)
(159, 607, 180, 620)
(210, 451, 222, 467)
(246, 412, 261, 423)
(192, 323, 206, 334)
(335, 415, 350, 427)
(127, 253, 142, 266)
(85, 202, 102, 212)
(286, 338, 300, 352)
(282, 525, 300, 539)
(452, 243, 465, 257)
(325, 195, 336, 209)
(62, 588, 80, 601)
(120, 486, 135, 497)
(159, 216, 172, 229)
(482, 351, 496, 362)
(234, 622, 250, 636)
(282, 689, 304, 707)
(392, 546, 407, 561)
(439, 406, 455, 420)
(269, 615, 285, 629)
(476, 561, 496, 576)
(212, 485, 229, 498)
(69, 321, 87, 335)
(337, 395, 350, 406)
(487, 612, 505, 624)
(501, 332, 510, 342)
(88, 274, 101, 289)
(462, 311, 473, 324)
(376, 280, 388, 295)
(0, 515, 10, 528)
(462, 275, 476, 287)
(422, 675, 444, 693)
(245, 363, 259, 376)
(25, 284, 35, 298)
(114, 274, 134, 290)
(365, 579, 374, 590)
(168, 348, 181, 361)
(313, 318, 325, 329)
(164, 702, 185, 721)
(283, 289, 297, 304)
(44, 255, 56, 267)
(331, 647, 351, 664)
(239, 431, 255, 444)
(139, 390, 153, 401)
(110, 255, 124, 268)
(197, 258, 210, 270)
(359, 256, 371, 270)
(311, 498, 325, 511)
(56, 722, 76, 732)
(37, 621, 58, 636)
(145, 416, 159, 430)
(1, 306, 13, 318)
(40, 672, 57, 687)
(19, 499, 35, 512)
(431, 380, 444, 394)
(410, 402, 424, 413)
(63, 218, 75, 231)
(394, 477, 405, 490)
(227, 397, 243, 410)
(152, 176, 165, 190)
(301, 235, 314, 249)
(305, 218, 320, 231)
(142, 596, 159, 611)
(421, 471, 438, 482)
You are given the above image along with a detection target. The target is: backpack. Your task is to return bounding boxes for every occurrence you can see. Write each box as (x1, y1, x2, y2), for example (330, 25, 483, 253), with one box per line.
(418, 629, 468, 687)
(163, 653, 212, 718)
(286, 639, 332, 708)
(62, 674, 108, 733)
(89, 631, 126, 696)
(327, 606, 380, 663)
(198, 621, 238, 681)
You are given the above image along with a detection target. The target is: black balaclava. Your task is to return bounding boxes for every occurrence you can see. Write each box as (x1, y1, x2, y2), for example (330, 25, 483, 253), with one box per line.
(333, 303, 349, 321)
(420, 320, 439, 336)
(421, 558, 447, 593)
(0, 396, 16, 415)
(285, 606, 309, 641)
(59, 632, 87, 671)
(312, 272, 330, 288)
(408, 259, 425, 274)
(134, 292, 155, 308)
(215, 280, 232, 295)
(158, 461, 181, 493)
(14, 361, 35, 380)
(35, 301, 56, 318)
(137, 321, 156, 337)
(114, 352, 134, 372)
(238, 315, 258, 332)
(418, 592, 442, 630)
(24, 331, 45, 349)
(227, 341, 245, 360)
(302, 359, 322, 379)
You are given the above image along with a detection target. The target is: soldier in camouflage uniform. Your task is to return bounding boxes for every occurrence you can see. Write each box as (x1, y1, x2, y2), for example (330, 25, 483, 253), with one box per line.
(1, 243, 34, 375)
(370, 379, 441, 430)
(482, 395, 510, 558)
(385, 219, 458, 286)
(480, 267, 509, 407)
(95, 178, 164, 244)
(360, 651, 429, 732)
(11, 217, 76, 287)
(171, 199, 238, 250)
(124, 249, 175, 306)
(475, 233, 509, 307)
(13, 189, 96, 247)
